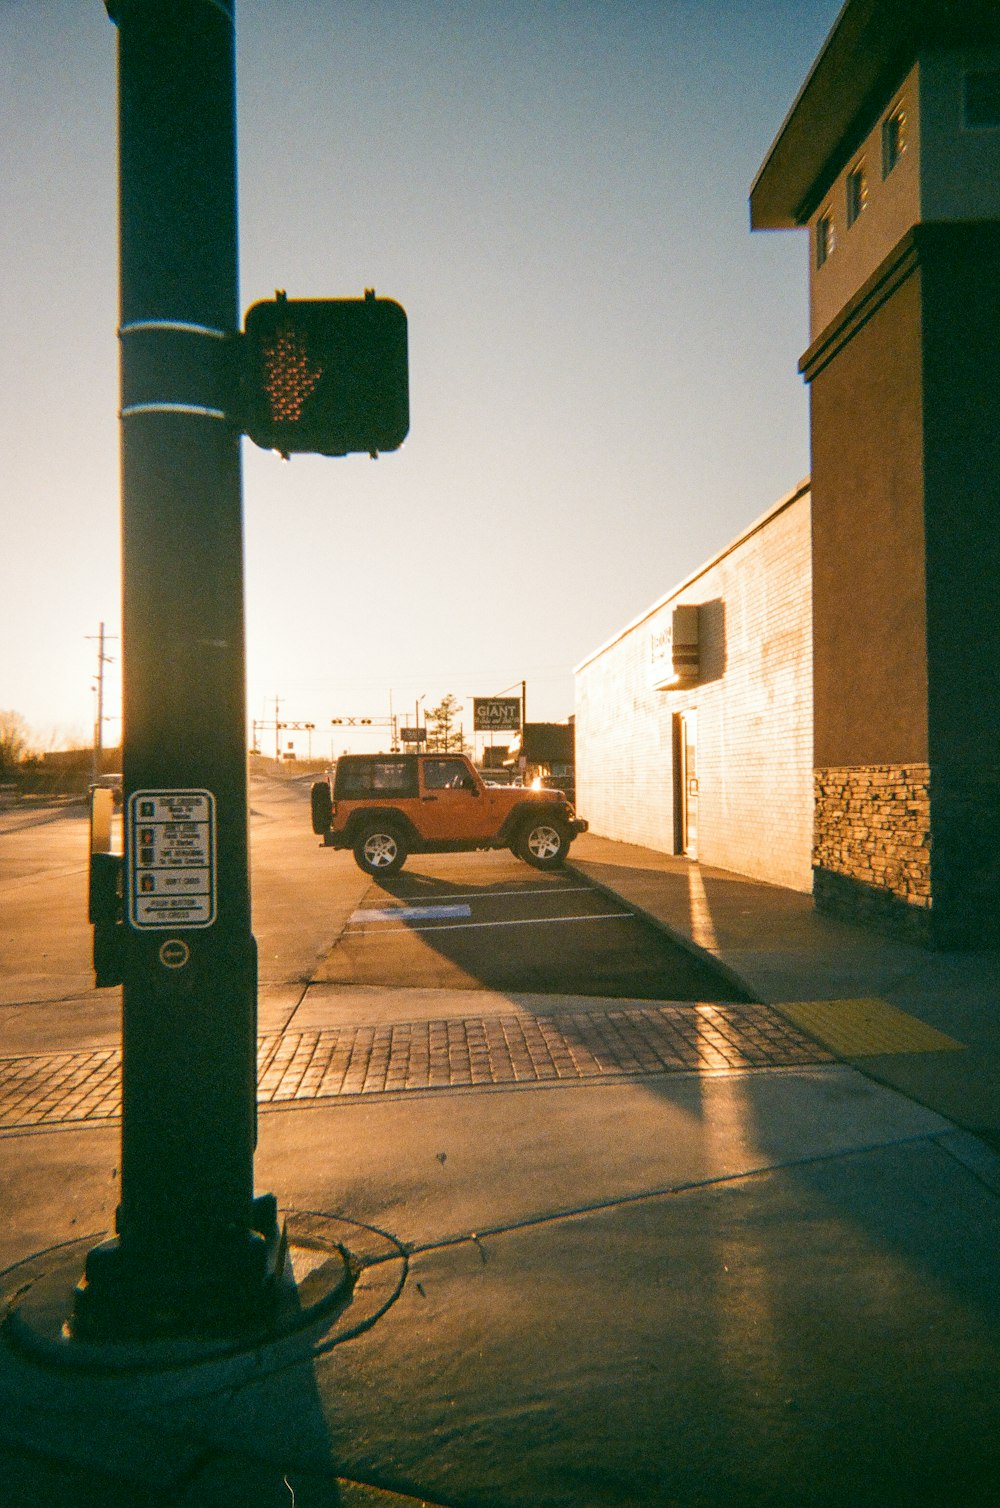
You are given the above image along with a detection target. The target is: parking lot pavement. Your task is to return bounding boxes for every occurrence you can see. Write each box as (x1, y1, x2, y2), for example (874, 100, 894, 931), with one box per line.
(314, 853, 755, 1000)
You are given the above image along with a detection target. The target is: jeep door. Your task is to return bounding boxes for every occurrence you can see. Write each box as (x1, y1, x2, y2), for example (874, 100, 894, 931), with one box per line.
(417, 758, 495, 842)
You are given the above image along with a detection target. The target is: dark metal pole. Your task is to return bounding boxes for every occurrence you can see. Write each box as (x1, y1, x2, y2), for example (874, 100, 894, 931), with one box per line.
(77, 0, 281, 1337)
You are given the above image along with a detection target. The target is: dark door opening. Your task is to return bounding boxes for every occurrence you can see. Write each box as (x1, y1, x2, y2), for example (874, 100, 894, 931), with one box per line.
(673, 710, 698, 859)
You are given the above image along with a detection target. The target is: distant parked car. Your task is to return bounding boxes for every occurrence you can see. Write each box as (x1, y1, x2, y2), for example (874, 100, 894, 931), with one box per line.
(541, 773, 575, 803)
(90, 773, 123, 808)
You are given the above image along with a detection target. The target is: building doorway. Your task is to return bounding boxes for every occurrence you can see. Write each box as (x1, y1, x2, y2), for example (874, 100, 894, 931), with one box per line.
(673, 710, 699, 859)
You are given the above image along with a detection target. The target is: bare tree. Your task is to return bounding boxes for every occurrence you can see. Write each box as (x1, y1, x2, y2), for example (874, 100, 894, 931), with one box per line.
(0, 711, 30, 776)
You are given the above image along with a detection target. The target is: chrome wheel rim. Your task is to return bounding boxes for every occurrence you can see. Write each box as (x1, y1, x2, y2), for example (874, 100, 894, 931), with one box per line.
(527, 824, 561, 860)
(363, 832, 399, 868)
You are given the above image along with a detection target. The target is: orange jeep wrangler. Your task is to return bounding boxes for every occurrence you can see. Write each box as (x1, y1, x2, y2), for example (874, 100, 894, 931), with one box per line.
(311, 752, 587, 876)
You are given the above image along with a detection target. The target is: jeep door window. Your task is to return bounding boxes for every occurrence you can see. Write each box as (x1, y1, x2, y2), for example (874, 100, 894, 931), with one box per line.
(423, 758, 473, 791)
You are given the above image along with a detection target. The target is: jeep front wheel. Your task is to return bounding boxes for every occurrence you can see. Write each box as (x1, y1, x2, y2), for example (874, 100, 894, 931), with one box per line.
(516, 815, 570, 870)
(354, 824, 407, 876)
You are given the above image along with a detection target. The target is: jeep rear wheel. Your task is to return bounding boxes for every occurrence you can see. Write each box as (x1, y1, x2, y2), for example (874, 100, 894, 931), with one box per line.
(354, 824, 407, 876)
(516, 815, 570, 870)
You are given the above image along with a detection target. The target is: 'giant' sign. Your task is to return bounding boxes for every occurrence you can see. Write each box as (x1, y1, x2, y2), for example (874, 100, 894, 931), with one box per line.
(474, 697, 521, 732)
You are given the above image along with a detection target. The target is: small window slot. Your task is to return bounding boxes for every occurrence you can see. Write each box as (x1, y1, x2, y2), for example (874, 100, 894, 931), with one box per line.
(846, 163, 867, 227)
(816, 211, 835, 268)
(882, 105, 906, 177)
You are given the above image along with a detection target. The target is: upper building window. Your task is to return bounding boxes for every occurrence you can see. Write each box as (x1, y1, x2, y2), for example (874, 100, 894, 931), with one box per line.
(882, 105, 906, 177)
(815, 211, 835, 268)
(964, 70, 1000, 129)
(846, 163, 867, 227)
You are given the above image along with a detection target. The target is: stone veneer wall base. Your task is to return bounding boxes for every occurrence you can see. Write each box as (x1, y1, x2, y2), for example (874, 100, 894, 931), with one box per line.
(814, 762, 1000, 948)
(813, 764, 932, 943)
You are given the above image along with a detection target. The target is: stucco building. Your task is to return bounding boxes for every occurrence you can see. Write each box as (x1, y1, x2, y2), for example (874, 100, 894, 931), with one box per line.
(753, 0, 1000, 945)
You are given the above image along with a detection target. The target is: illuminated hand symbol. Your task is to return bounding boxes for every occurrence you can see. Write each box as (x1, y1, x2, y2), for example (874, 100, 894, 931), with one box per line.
(262, 324, 324, 422)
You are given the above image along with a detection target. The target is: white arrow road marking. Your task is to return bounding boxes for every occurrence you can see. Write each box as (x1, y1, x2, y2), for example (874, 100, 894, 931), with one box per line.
(351, 903, 473, 923)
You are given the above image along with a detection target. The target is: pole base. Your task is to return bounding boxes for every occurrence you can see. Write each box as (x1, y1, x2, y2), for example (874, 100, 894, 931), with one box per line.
(1, 1214, 403, 1396)
(71, 1194, 287, 1343)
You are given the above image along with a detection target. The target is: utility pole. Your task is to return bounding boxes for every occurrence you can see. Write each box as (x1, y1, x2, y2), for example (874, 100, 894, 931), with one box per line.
(77, 0, 281, 1338)
(273, 693, 284, 761)
(86, 621, 117, 782)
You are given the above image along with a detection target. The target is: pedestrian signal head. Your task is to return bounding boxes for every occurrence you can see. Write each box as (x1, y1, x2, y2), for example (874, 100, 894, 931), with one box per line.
(242, 292, 408, 458)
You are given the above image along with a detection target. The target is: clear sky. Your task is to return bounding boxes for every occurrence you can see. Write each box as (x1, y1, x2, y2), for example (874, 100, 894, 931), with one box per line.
(1, 0, 837, 760)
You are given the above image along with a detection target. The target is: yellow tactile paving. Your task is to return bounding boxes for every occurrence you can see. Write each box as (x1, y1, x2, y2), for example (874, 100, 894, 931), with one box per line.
(775, 997, 965, 1058)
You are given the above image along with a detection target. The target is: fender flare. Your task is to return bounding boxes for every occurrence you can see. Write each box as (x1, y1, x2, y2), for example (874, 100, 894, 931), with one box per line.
(496, 802, 568, 847)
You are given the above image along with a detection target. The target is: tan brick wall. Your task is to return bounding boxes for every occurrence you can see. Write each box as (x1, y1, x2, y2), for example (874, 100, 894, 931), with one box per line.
(575, 483, 813, 892)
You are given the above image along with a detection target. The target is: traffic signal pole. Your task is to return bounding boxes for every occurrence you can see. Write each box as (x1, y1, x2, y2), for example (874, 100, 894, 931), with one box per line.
(76, 0, 282, 1336)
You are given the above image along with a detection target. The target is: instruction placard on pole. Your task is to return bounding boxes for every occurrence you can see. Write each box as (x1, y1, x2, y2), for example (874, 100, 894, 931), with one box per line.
(127, 790, 217, 929)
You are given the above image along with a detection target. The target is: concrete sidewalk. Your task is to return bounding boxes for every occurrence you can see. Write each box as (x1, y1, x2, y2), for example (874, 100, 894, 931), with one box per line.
(569, 832, 1000, 1146)
(2, 838, 1000, 1505)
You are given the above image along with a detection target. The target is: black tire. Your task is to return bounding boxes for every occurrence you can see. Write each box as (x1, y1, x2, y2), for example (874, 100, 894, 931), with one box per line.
(516, 813, 570, 870)
(310, 780, 333, 835)
(353, 823, 407, 876)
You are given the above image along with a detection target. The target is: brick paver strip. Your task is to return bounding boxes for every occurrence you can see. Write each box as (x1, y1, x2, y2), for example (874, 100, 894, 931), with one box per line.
(0, 1005, 833, 1131)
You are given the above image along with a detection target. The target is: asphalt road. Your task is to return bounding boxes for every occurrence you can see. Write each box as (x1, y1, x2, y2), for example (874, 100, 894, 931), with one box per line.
(0, 798, 98, 1007)
(0, 774, 749, 1023)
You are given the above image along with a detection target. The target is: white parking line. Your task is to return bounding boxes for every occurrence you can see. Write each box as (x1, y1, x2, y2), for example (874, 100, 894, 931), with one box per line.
(344, 911, 634, 935)
(366, 885, 593, 905)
